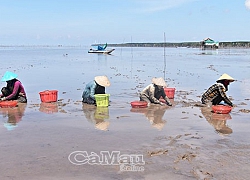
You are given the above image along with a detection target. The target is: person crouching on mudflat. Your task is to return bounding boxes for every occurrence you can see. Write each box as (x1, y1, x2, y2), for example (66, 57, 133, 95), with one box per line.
(82, 75, 111, 105)
(0, 71, 27, 103)
(201, 73, 235, 107)
(140, 77, 172, 106)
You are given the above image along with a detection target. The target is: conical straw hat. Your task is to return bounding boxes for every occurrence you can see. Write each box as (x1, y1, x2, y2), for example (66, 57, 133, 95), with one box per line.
(152, 77, 167, 87)
(1, 71, 18, 82)
(94, 76, 111, 87)
(217, 73, 235, 82)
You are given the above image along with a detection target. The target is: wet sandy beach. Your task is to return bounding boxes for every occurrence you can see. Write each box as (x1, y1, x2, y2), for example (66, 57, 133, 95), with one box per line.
(0, 46, 250, 180)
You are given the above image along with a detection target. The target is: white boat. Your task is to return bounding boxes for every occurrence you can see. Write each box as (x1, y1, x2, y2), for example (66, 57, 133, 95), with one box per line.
(88, 43, 115, 54)
(88, 48, 115, 54)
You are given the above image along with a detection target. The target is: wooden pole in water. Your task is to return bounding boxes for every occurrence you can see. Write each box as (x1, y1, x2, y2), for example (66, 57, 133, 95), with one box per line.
(163, 32, 166, 80)
(130, 36, 133, 78)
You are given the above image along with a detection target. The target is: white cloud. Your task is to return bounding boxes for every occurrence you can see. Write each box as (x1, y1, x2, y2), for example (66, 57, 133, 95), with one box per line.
(246, 0, 250, 10)
(135, 0, 199, 13)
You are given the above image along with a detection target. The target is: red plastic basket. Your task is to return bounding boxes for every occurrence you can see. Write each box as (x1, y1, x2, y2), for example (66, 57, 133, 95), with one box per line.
(0, 100, 17, 108)
(164, 88, 176, 99)
(130, 101, 148, 108)
(212, 105, 232, 114)
(39, 90, 58, 103)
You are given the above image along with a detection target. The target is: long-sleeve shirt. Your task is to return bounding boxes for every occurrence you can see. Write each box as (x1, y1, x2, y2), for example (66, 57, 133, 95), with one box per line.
(140, 84, 172, 105)
(82, 81, 97, 100)
(201, 83, 232, 106)
(82, 80, 105, 100)
(5, 81, 26, 100)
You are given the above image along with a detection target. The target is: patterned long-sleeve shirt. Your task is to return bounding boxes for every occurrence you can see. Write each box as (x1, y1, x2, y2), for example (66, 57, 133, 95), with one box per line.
(140, 84, 172, 105)
(201, 83, 232, 106)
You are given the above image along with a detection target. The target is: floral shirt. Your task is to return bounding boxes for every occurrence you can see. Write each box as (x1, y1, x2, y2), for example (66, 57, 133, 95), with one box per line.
(140, 84, 172, 105)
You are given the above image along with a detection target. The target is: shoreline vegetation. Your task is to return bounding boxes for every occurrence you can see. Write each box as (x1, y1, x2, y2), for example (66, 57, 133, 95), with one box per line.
(108, 41, 250, 48)
(1, 41, 250, 48)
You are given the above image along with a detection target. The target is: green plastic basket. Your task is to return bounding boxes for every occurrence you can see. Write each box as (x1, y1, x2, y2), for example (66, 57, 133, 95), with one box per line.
(94, 94, 110, 107)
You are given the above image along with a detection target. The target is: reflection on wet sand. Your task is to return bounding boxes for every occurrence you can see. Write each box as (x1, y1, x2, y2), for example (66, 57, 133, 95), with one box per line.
(0, 103, 27, 130)
(200, 106, 233, 135)
(199, 50, 219, 55)
(82, 104, 110, 131)
(39, 102, 58, 114)
(131, 104, 168, 130)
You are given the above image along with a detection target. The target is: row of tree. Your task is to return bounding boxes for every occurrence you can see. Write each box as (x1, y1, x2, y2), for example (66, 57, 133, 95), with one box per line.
(106, 41, 250, 48)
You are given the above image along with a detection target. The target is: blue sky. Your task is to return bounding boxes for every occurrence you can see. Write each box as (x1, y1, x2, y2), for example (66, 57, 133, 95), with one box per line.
(0, 0, 250, 45)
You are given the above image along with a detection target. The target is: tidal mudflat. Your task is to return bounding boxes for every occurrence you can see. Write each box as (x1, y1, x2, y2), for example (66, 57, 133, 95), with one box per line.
(0, 46, 249, 180)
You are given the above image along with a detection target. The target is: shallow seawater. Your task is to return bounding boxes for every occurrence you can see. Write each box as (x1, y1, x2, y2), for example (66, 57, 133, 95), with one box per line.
(0, 46, 250, 179)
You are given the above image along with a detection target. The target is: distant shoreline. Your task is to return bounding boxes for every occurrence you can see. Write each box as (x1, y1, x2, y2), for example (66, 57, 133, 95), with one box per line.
(1, 41, 250, 48)
(108, 41, 250, 48)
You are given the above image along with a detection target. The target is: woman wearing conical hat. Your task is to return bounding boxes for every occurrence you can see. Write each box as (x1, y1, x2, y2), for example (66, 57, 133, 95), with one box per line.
(82, 76, 111, 105)
(201, 73, 235, 107)
(139, 77, 172, 106)
(0, 71, 27, 103)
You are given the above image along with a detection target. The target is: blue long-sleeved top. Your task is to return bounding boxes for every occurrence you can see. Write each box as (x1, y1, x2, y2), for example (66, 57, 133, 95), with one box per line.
(82, 80, 105, 101)
(82, 81, 97, 100)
